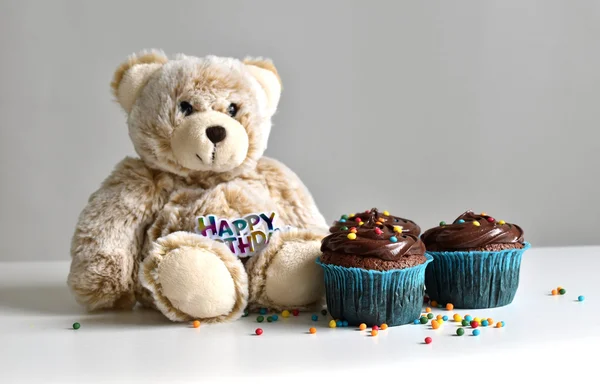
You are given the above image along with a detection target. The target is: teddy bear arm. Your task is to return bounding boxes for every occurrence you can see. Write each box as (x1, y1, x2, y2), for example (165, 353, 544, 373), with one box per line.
(68, 157, 170, 311)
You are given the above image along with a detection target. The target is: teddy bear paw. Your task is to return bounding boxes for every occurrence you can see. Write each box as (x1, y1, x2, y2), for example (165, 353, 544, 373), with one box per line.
(140, 232, 248, 322)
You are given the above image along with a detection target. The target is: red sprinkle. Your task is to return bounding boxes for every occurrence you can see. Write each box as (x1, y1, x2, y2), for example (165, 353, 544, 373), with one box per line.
(487, 217, 495, 222)
(292, 309, 300, 316)
(255, 328, 263, 335)
(355, 217, 362, 222)
(424, 337, 432, 344)
(372, 325, 379, 331)
(470, 321, 479, 328)
(374, 228, 383, 235)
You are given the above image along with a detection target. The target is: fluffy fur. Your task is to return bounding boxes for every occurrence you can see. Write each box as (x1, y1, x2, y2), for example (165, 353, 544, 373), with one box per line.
(68, 51, 328, 323)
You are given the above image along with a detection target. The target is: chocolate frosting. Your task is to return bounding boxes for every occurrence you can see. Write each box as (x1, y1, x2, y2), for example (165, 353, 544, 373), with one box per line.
(420, 211, 525, 251)
(321, 208, 425, 261)
(329, 208, 421, 236)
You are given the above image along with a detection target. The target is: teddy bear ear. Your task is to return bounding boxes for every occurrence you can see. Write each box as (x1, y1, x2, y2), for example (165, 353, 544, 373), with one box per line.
(243, 57, 282, 116)
(111, 50, 168, 113)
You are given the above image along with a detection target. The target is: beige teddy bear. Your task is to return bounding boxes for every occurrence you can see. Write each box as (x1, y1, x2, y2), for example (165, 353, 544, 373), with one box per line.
(67, 50, 328, 323)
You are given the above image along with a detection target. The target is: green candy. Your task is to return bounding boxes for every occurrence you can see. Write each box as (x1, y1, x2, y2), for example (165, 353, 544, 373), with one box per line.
(257, 316, 264, 323)
(427, 313, 434, 319)
(267, 316, 273, 323)
(341, 215, 349, 220)
(72, 322, 80, 330)
(462, 320, 469, 326)
(321, 309, 328, 316)
(559, 288, 566, 295)
(340, 226, 348, 231)
(439, 221, 446, 226)
(456, 328, 465, 336)
(420, 317, 428, 324)
(242, 310, 249, 317)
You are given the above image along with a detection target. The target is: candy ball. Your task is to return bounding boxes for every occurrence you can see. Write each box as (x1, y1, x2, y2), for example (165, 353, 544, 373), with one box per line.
(498, 220, 505, 225)
(501, 321, 505, 327)
(470, 321, 479, 329)
(340, 226, 348, 231)
(371, 330, 378, 336)
(282, 310, 290, 318)
(256, 316, 264, 323)
(389, 236, 398, 243)
(420, 317, 428, 324)
(446, 303, 454, 311)
(380, 324, 388, 330)
(473, 317, 481, 323)
(578, 295, 585, 302)
(383, 211, 390, 216)
(259, 308, 267, 315)
(551, 289, 558, 295)
(473, 221, 481, 227)
(72, 322, 80, 330)
(453, 314, 462, 322)
(255, 328, 263, 335)
(495, 322, 502, 328)
(456, 328, 465, 336)
(457, 219, 465, 224)
(487, 318, 494, 324)
(372, 325, 379, 331)
(309, 327, 317, 334)
(329, 320, 337, 328)
(359, 323, 367, 330)
(464, 315, 472, 321)
(430, 300, 438, 307)
(292, 309, 300, 316)
(462, 320, 469, 327)
(431, 320, 440, 329)
(442, 316, 448, 322)
(347, 233, 357, 240)
(311, 315, 318, 321)
(413, 319, 420, 324)
(321, 309, 328, 316)
(424, 337, 432, 344)
(336, 320, 343, 327)
(559, 288, 566, 295)
(481, 320, 488, 327)
(267, 316, 273, 323)
(342, 321, 349, 327)
(242, 310, 249, 317)
(436, 315, 443, 321)
(427, 313, 434, 319)
(439, 221, 446, 226)
(192, 320, 200, 328)
(271, 315, 278, 321)
(425, 307, 432, 313)
(472, 329, 480, 336)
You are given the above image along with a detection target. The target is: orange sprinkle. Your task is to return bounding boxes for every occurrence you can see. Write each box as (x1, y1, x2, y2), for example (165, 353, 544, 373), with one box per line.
(446, 303, 454, 311)
(557, 286, 563, 291)
(431, 300, 438, 307)
(192, 320, 200, 328)
(551, 289, 558, 295)
(425, 307, 432, 313)
(431, 320, 440, 329)
(495, 322, 502, 328)
(436, 315, 443, 321)
(309, 327, 317, 334)
(487, 318, 494, 324)
(371, 329, 378, 336)
(359, 323, 367, 330)
(380, 324, 388, 330)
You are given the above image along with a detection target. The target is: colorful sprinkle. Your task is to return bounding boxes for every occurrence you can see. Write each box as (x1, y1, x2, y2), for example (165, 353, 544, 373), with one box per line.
(272, 315, 278, 321)
(578, 295, 585, 302)
(340, 226, 348, 231)
(559, 288, 566, 295)
(349, 214, 355, 218)
(292, 309, 300, 316)
(472, 329, 480, 336)
(380, 324, 388, 330)
(551, 289, 558, 295)
(358, 222, 364, 226)
(329, 320, 337, 328)
(359, 323, 367, 330)
(355, 217, 362, 223)
(281, 310, 290, 318)
(321, 309, 327, 316)
(371, 329, 378, 336)
(72, 322, 80, 330)
(446, 303, 454, 311)
(424, 337, 432, 344)
(257, 316, 264, 323)
(457, 219, 465, 224)
(470, 321, 479, 329)
(487, 217, 495, 222)
(481, 320, 489, 327)
(374, 228, 383, 235)
(389, 236, 398, 243)
(442, 315, 448, 321)
(393, 226, 403, 232)
(341, 215, 349, 220)
(342, 320, 348, 327)
(462, 320, 469, 326)
(427, 313, 434, 319)
(413, 319, 420, 324)
(267, 316, 273, 323)
(420, 317, 428, 324)
(339, 219, 346, 223)
(456, 328, 465, 336)
(495, 322, 502, 328)
(464, 315, 472, 321)
(498, 220, 506, 225)
(255, 328, 263, 335)
(439, 221, 446, 226)
(192, 320, 200, 328)
(473, 221, 481, 227)
(425, 307, 432, 313)
(350, 227, 357, 233)
(430, 300, 438, 308)
(431, 320, 440, 329)
(309, 327, 317, 334)
(336, 320, 343, 327)
(383, 211, 390, 216)
(259, 308, 267, 315)
(311, 315, 318, 321)
(347, 233, 357, 240)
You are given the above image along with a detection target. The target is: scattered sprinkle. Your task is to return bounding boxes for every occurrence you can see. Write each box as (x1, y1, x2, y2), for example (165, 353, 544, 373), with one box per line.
(192, 320, 200, 328)
(420, 317, 428, 324)
(309, 327, 317, 334)
(311, 315, 318, 321)
(374, 227, 383, 235)
(371, 329, 378, 336)
(439, 221, 446, 226)
(579, 295, 585, 302)
(446, 303, 454, 311)
(389, 236, 398, 243)
(329, 320, 337, 328)
(498, 220, 506, 225)
(424, 337, 432, 344)
(347, 233, 357, 240)
(473, 221, 481, 227)
(559, 288, 566, 295)
(425, 307, 432, 313)
(72, 322, 80, 330)
(255, 328, 263, 336)
(380, 324, 388, 330)
(472, 329, 480, 336)
(282, 310, 290, 318)
(259, 308, 267, 315)
(456, 328, 465, 336)
(453, 314, 462, 322)
(257, 316, 264, 323)
(431, 320, 440, 329)
(359, 323, 367, 330)
(427, 313, 434, 319)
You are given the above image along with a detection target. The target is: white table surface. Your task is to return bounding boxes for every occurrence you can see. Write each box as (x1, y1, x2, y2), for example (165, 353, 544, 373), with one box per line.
(1, 245, 599, 383)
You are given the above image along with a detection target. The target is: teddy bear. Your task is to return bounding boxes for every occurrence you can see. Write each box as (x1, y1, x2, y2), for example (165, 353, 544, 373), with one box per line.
(67, 50, 329, 323)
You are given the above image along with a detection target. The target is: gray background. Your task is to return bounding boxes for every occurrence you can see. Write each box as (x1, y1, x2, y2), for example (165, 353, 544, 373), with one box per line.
(1, 0, 599, 262)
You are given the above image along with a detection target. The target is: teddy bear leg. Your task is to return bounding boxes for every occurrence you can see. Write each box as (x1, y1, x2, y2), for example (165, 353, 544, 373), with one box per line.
(139, 232, 248, 323)
(247, 228, 326, 311)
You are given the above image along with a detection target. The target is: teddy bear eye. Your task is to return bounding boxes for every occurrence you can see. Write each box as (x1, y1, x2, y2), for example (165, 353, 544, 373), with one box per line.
(227, 103, 238, 117)
(179, 101, 194, 117)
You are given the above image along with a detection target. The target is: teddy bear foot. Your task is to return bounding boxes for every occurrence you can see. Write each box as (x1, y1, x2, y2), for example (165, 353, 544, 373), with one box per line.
(139, 232, 248, 323)
(247, 229, 325, 311)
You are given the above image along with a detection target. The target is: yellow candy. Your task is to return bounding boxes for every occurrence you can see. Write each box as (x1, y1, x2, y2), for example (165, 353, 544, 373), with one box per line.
(453, 314, 462, 322)
(473, 221, 481, 227)
(348, 214, 355, 218)
(498, 220, 505, 225)
(474, 317, 481, 324)
(383, 211, 390, 216)
(282, 310, 290, 318)
(347, 233, 357, 240)
(329, 320, 337, 328)
(358, 222, 364, 226)
(393, 226, 403, 233)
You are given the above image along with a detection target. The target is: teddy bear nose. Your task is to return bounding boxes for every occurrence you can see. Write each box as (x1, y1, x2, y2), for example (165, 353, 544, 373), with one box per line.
(206, 126, 227, 144)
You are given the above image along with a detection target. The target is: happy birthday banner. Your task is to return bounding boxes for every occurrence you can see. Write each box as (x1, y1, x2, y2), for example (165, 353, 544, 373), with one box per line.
(195, 211, 289, 257)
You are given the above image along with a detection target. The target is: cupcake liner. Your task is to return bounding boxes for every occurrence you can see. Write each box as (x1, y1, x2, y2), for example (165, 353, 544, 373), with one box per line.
(424, 242, 531, 309)
(316, 255, 433, 327)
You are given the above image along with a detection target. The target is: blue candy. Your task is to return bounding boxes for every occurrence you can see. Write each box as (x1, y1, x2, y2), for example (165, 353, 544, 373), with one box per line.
(578, 295, 585, 302)
(271, 315, 278, 321)
(481, 320, 489, 327)
(414, 319, 420, 324)
(501, 321, 505, 327)
(472, 329, 480, 336)
(311, 315, 318, 321)
(389, 236, 398, 243)
(457, 219, 465, 224)
(465, 315, 473, 322)
(342, 320, 348, 327)
(336, 320, 343, 327)
(442, 315, 448, 321)
(339, 219, 347, 223)
(259, 308, 267, 315)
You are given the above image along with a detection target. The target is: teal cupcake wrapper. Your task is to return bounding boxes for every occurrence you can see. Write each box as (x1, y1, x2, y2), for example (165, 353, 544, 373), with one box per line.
(316, 255, 433, 327)
(424, 242, 531, 309)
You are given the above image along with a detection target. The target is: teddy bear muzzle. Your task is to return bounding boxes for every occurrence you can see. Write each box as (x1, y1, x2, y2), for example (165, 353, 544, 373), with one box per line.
(171, 110, 249, 172)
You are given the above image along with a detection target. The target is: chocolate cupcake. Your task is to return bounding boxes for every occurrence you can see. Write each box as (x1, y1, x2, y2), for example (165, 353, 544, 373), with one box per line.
(329, 208, 421, 236)
(421, 210, 530, 309)
(316, 208, 432, 327)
